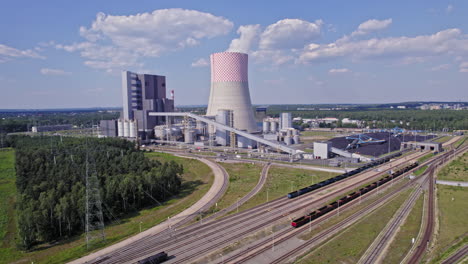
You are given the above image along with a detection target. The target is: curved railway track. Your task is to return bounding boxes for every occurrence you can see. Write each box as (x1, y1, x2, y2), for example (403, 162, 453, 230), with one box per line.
(223, 147, 465, 264)
(86, 151, 428, 264)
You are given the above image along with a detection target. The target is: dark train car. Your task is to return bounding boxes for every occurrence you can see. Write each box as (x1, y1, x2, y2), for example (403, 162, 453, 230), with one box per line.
(137, 252, 168, 264)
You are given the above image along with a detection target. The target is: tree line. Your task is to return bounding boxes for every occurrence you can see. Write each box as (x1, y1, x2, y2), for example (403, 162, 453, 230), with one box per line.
(9, 135, 183, 249)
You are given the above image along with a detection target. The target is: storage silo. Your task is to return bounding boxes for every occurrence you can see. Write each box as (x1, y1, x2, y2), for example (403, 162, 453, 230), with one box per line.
(123, 120, 130, 137)
(206, 52, 258, 132)
(215, 109, 232, 146)
(185, 129, 194, 144)
(129, 120, 136, 138)
(117, 120, 124, 137)
(284, 136, 292, 145)
(270, 121, 278, 133)
(262, 121, 270, 134)
(280, 113, 292, 129)
(293, 135, 300, 144)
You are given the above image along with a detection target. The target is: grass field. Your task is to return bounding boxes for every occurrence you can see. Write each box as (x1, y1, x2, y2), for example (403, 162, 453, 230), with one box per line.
(0, 148, 19, 263)
(383, 194, 424, 264)
(433, 136, 451, 143)
(209, 162, 262, 215)
(430, 185, 468, 263)
(437, 152, 467, 182)
(1, 151, 214, 264)
(414, 165, 428, 176)
(237, 166, 339, 212)
(418, 153, 435, 164)
(297, 188, 412, 264)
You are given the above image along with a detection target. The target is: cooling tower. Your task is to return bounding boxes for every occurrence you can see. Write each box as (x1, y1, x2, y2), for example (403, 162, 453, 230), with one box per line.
(206, 52, 258, 133)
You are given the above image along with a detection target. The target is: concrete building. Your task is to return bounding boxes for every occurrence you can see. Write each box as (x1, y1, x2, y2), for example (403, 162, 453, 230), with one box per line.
(121, 71, 174, 140)
(314, 142, 332, 159)
(31, 124, 72, 133)
(206, 52, 258, 133)
(99, 120, 118, 137)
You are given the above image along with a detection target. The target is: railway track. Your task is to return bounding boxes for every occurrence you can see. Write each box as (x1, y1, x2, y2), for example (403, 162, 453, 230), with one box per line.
(223, 166, 426, 264)
(406, 145, 468, 264)
(224, 147, 465, 264)
(359, 167, 432, 264)
(86, 151, 427, 264)
(441, 244, 468, 264)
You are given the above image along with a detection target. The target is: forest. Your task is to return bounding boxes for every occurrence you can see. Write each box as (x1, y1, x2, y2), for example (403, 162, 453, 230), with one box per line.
(9, 136, 183, 249)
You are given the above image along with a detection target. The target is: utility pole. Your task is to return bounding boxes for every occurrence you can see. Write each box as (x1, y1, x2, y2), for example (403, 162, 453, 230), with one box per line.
(85, 152, 105, 249)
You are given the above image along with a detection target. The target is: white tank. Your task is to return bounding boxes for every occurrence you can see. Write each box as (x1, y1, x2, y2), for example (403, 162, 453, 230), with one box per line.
(129, 121, 136, 138)
(262, 121, 270, 134)
(284, 136, 292, 145)
(270, 121, 277, 133)
(117, 120, 124, 137)
(123, 120, 130, 137)
(293, 129, 299, 136)
(293, 135, 300, 144)
(286, 129, 292, 137)
(185, 130, 194, 144)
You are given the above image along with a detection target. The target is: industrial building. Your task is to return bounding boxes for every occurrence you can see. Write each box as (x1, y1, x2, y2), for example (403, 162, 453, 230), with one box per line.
(206, 52, 258, 133)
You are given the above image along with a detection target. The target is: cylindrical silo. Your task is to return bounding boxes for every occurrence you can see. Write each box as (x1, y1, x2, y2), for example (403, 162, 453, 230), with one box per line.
(263, 121, 270, 134)
(215, 109, 231, 146)
(185, 129, 194, 144)
(206, 52, 258, 133)
(117, 120, 124, 137)
(284, 136, 292, 145)
(281, 112, 292, 129)
(293, 135, 300, 144)
(123, 120, 130, 137)
(293, 129, 299, 136)
(270, 121, 278, 133)
(129, 121, 136, 138)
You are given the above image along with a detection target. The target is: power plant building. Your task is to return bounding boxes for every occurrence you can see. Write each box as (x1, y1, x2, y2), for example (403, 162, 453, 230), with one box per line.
(121, 71, 174, 140)
(206, 52, 258, 133)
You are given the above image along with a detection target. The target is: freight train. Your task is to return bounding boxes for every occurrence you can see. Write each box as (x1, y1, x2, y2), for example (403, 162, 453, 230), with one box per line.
(287, 152, 403, 199)
(291, 162, 418, 228)
(137, 251, 168, 264)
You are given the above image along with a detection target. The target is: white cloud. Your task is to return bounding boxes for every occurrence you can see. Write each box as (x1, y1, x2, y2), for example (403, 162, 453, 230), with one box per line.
(191, 58, 209, 67)
(459, 62, 468, 72)
(329, 68, 350, 74)
(0, 44, 44, 63)
(259, 19, 323, 50)
(251, 49, 293, 66)
(227, 24, 261, 53)
(58, 8, 233, 71)
(351, 19, 392, 37)
(299, 28, 468, 63)
(446, 4, 454, 13)
(429, 64, 450, 71)
(40, 68, 71, 76)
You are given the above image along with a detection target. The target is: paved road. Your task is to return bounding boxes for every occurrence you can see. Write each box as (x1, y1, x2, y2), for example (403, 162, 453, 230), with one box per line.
(436, 180, 468, 187)
(69, 156, 228, 264)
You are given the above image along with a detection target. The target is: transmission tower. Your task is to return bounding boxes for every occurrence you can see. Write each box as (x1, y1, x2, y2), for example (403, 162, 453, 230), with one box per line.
(85, 153, 105, 248)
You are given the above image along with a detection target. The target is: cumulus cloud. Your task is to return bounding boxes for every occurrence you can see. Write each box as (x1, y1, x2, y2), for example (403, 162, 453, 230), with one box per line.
(259, 19, 323, 50)
(251, 49, 294, 66)
(191, 58, 209, 67)
(299, 28, 468, 64)
(58, 8, 233, 71)
(40, 68, 71, 75)
(0, 44, 44, 63)
(329, 68, 350, 74)
(351, 19, 392, 37)
(227, 24, 261, 53)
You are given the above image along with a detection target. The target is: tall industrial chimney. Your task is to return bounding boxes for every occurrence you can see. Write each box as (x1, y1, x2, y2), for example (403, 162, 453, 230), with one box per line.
(206, 52, 258, 133)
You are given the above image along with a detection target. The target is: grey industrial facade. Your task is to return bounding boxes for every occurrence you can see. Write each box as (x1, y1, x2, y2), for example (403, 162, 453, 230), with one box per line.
(121, 71, 174, 140)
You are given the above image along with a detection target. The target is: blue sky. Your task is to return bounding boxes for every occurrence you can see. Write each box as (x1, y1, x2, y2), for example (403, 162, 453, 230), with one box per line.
(1, 0, 467, 108)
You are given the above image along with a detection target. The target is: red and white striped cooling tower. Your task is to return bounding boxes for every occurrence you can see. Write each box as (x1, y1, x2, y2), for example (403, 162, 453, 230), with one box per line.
(206, 52, 258, 132)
